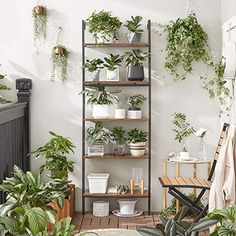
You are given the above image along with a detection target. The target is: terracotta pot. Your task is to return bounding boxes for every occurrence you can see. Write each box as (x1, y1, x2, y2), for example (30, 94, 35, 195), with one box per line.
(47, 184, 75, 231)
(53, 46, 66, 56)
(33, 5, 46, 15)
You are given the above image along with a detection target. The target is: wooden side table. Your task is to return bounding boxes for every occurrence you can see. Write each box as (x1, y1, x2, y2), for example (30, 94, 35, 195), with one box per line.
(162, 158, 211, 211)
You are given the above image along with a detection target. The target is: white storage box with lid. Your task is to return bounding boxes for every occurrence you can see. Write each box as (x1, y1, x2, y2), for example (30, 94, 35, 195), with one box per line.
(87, 173, 109, 194)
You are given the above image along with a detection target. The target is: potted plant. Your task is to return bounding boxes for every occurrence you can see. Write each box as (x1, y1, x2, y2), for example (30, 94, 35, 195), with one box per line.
(124, 49, 149, 81)
(0, 165, 74, 235)
(87, 10, 122, 44)
(124, 16, 143, 43)
(127, 94, 147, 119)
(111, 127, 126, 156)
(31, 131, 76, 222)
(127, 129, 148, 157)
(103, 54, 123, 81)
(172, 113, 195, 154)
(84, 58, 104, 81)
(0, 72, 11, 104)
(80, 85, 120, 118)
(87, 122, 112, 156)
(32, 5, 47, 44)
(51, 45, 69, 83)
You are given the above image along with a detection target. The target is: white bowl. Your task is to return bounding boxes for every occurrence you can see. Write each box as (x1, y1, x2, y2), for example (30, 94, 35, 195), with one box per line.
(118, 199, 137, 215)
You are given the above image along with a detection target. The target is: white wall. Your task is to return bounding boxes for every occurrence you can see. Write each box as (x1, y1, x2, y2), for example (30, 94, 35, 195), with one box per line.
(221, 0, 236, 23)
(0, 0, 222, 212)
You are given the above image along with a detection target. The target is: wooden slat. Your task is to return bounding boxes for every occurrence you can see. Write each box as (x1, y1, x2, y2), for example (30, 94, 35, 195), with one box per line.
(176, 177, 187, 186)
(84, 154, 148, 160)
(84, 81, 149, 86)
(84, 42, 149, 48)
(85, 117, 149, 122)
(159, 177, 172, 186)
(168, 177, 179, 185)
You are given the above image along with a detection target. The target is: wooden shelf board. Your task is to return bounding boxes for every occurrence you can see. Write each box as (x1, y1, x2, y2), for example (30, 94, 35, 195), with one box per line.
(83, 190, 149, 198)
(84, 154, 149, 160)
(84, 43, 149, 48)
(84, 81, 149, 86)
(84, 117, 149, 122)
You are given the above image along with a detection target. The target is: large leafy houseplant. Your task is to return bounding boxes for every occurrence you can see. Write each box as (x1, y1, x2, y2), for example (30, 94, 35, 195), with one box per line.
(124, 49, 149, 81)
(87, 10, 122, 44)
(127, 94, 147, 119)
(51, 45, 69, 83)
(84, 58, 104, 81)
(172, 113, 195, 151)
(0, 73, 11, 104)
(32, 5, 47, 46)
(80, 85, 120, 118)
(0, 166, 71, 235)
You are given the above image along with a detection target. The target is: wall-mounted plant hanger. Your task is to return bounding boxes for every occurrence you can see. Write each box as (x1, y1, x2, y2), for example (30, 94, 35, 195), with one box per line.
(32, 0, 47, 53)
(51, 27, 69, 83)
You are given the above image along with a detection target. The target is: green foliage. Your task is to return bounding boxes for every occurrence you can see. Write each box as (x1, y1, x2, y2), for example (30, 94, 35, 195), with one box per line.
(51, 45, 69, 83)
(128, 94, 147, 109)
(164, 13, 210, 80)
(124, 49, 149, 66)
(200, 58, 231, 115)
(87, 10, 122, 44)
(80, 85, 120, 105)
(172, 113, 195, 144)
(163, 193, 204, 216)
(51, 217, 75, 236)
(111, 127, 126, 145)
(124, 16, 143, 33)
(128, 129, 148, 143)
(32, 5, 47, 42)
(84, 58, 104, 72)
(103, 54, 123, 71)
(31, 131, 75, 181)
(87, 122, 112, 145)
(208, 205, 236, 236)
(0, 73, 11, 104)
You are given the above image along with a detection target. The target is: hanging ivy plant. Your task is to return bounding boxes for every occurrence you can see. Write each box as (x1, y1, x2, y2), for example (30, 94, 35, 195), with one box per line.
(164, 13, 231, 115)
(51, 45, 69, 83)
(32, 5, 47, 42)
(164, 13, 211, 80)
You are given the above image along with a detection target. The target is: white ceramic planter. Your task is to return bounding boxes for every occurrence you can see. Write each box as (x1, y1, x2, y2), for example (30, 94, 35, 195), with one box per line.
(127, 110, 142, 119)
(93, 104, 110, 118)
(97, 33, 117, 44)
(107, 68, 119, 81)
(115, 109, 126, 119)
(87, 173, 109, 194)
(118, 199, 137, 215)
(86, 70, 100, 81)
(129, 142, 146, 157)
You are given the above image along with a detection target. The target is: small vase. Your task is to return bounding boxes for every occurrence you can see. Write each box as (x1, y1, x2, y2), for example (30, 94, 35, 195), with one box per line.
(113, 143, 126, 156)
(198, 138, 207, 160)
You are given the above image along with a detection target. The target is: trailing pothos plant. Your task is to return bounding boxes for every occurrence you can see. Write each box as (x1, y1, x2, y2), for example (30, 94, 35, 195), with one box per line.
(32, 5, 47, 43)
(51, 45, 69, 83)
(0, 72, 11, 104)
(0, 165, 72, 235)
(163, 13, 231, 115)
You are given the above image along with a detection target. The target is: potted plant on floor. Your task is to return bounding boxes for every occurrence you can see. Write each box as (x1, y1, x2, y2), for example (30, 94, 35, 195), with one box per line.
(80, 85, 120, 118)
(84, 58, 104, 81)
(124, 49, 149, 81)
(127, 129, 148, 157)
(103, 54, 123, 81)
(172, 113, 195, 156)
(124, 16, 143, 43)
(0, 165, 75, 235)
(0, 72, 11, 104)
(127, 94, 147, 119)
(31, 131, 76, 222)
(87, 122, 112, 156)
(111, 127, 126, 156)
(87, 10, 122, 45)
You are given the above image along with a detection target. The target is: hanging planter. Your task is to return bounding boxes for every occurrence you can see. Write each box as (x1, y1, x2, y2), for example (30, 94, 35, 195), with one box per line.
(51, 45, 69, 83)
(32, 5, 47, 43)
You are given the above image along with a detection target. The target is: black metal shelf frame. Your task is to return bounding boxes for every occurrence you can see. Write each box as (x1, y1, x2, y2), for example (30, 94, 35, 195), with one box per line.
(81, 20, 152, 215)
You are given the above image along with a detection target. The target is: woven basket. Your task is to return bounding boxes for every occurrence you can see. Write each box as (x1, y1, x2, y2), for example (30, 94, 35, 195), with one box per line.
(93, 201, 109, 217)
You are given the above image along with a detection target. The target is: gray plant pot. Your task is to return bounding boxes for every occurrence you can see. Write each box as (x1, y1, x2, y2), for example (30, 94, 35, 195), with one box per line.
(127, 65, 144, 81)
(126, 32, 142, 43)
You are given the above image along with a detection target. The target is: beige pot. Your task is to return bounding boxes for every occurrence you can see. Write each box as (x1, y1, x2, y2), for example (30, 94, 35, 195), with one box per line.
(33, 5, 46, 15)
